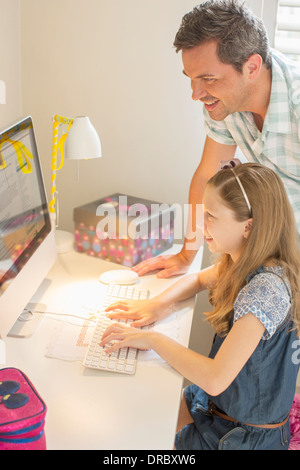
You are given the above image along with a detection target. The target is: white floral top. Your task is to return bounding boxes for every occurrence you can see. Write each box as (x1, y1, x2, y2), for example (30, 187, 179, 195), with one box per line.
(233, 266, 292, 340)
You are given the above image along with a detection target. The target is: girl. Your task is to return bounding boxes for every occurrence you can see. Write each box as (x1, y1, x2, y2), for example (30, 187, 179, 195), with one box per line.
(101, 162, 300, 450)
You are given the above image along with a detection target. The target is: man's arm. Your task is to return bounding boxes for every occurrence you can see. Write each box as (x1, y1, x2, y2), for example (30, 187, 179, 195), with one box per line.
(181, 136, 237, 261)
(133, 137, 237, 277)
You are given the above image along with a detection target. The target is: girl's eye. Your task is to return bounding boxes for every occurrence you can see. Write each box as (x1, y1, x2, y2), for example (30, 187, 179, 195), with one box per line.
(203, 78, 215, 83)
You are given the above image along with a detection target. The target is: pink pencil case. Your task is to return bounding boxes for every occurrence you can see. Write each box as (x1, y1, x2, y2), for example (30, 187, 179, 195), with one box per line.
(0, 368, 47, 450)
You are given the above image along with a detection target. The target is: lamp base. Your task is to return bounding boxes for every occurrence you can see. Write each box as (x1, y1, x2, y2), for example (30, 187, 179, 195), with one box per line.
(55, 229, 74, 253)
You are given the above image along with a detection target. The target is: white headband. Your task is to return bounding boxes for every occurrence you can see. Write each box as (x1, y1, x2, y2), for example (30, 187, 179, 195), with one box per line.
(219, 159, 252, 217)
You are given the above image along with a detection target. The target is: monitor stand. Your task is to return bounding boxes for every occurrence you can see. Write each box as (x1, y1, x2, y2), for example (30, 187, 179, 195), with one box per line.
(8, 303, 47, 338)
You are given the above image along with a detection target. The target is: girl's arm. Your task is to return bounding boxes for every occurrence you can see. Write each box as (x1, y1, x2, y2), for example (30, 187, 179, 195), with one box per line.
(105, 263, 219, 327)
(101, 312, 265, 396)
(149, 312, 265, 396)
(156, 263, 218, 307)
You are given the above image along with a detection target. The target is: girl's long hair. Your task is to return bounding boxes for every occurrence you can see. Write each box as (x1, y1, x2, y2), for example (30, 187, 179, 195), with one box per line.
(205, 163, 300, 337)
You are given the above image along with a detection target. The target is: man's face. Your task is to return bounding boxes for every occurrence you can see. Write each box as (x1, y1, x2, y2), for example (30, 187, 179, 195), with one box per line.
(182, 40, 251, 121)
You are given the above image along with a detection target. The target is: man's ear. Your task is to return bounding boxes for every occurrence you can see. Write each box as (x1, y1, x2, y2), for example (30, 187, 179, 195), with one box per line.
(243, 54, 262, 80)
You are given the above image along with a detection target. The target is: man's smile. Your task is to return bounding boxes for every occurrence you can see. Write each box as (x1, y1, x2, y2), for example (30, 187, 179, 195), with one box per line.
(200, 96, 220, 111)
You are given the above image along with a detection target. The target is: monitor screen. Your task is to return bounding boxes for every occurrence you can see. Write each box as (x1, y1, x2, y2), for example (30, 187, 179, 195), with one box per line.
(0, 117, 51, 292)
(0, 116, 56, 338)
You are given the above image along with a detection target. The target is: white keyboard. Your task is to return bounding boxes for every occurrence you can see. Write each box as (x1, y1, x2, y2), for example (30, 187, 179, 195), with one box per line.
(83, 284, 150, 374)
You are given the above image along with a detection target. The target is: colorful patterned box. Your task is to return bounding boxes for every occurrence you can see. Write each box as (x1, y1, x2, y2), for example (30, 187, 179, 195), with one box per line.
(73, 193, 175, 267)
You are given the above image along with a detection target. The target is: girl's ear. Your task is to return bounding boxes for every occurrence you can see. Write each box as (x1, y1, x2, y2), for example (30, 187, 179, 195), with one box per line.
(243, 219, 253, 239)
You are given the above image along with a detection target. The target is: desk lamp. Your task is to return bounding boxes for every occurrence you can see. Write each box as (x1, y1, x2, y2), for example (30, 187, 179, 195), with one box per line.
(49, 115, 102, 253)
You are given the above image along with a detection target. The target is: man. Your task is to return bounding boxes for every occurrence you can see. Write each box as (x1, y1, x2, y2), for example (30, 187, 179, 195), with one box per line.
(133, 0, 300, 278)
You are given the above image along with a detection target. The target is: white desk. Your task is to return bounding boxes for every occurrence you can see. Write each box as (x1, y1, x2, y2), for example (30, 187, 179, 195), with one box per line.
(4, 245, 202, 450)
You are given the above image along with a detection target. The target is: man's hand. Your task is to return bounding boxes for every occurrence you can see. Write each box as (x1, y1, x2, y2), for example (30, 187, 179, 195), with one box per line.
(132, 251, 194, 278)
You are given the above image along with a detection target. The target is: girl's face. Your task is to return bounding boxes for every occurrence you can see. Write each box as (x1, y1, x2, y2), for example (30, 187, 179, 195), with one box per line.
(203, 185, 252, 262)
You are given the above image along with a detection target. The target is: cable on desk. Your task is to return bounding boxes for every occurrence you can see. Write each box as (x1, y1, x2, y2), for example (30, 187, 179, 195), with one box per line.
(29, 309, 98, 325)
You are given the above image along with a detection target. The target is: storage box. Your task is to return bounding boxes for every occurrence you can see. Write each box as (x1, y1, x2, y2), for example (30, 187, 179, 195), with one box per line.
(73, 193, 175, 267)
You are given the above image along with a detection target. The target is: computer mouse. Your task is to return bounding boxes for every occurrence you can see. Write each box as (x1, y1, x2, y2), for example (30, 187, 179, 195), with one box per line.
(99, 269, 138, 285)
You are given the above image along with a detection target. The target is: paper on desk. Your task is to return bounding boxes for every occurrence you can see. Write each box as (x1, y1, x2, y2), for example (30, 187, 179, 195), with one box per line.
(45, 311, 182, 365)
(139, 314, 181, 367)
(46, 319, 95, 361)
(45, 286, 104, 361)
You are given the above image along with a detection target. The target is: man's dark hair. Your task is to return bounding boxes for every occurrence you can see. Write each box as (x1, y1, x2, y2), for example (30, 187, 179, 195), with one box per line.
(173, 0, 272, 73)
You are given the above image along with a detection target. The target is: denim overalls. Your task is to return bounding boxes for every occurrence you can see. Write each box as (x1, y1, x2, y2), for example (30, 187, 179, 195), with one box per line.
(175, 267, 299, 450)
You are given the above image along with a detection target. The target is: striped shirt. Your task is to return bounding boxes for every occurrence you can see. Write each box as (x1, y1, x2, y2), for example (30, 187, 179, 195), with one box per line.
(203, 49, 300, 233)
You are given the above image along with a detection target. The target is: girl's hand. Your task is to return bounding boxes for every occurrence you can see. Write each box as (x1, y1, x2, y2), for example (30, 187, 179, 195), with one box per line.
(105, 298, 172, 328)
(100, 323, 152, 353)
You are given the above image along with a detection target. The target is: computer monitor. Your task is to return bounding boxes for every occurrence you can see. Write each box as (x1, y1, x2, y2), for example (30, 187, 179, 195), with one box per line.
(0, 116, 57, 338)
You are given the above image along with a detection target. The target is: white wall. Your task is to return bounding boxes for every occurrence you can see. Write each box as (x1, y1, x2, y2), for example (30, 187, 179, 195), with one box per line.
(246, 0, 278, 47)
(0, 0, 21, 128)
(20, 0, 205, 236)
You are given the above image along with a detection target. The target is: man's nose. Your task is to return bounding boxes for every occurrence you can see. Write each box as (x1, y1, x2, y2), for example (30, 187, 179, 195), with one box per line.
(191, 81, 206, 101)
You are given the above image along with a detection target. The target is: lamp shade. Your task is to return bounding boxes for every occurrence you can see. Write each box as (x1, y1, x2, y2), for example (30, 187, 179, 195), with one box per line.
(64, 116, 102, 160)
